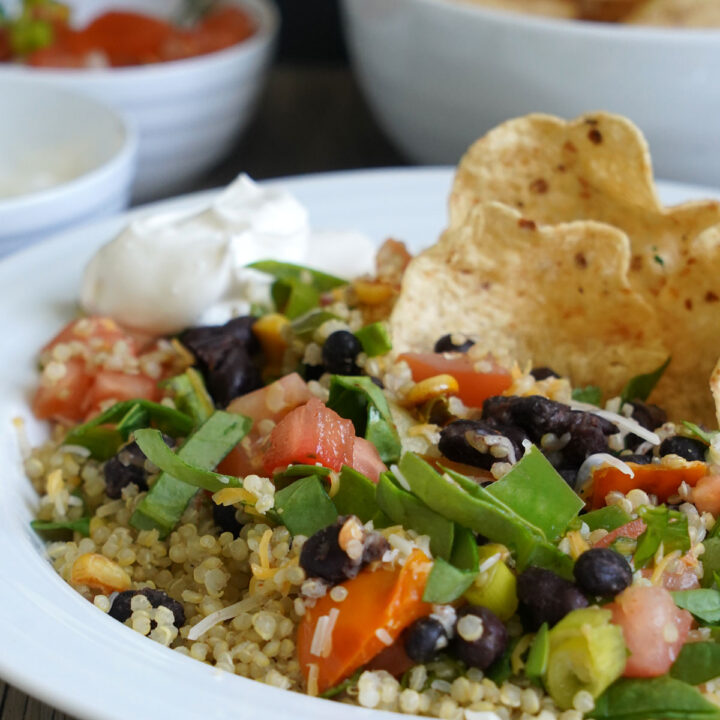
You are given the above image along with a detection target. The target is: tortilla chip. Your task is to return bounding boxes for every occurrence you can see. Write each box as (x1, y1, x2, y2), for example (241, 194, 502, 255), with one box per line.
(450, 112, 720, 297)
(712, 358, 720, 429)
(626, 0, 720, 26)
(390, 201, 667, 400)
(447, 112, 720, 424)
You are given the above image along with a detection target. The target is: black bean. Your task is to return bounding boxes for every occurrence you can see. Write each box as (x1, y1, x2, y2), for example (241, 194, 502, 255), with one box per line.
(299, 516, 387, 584)
(212, 502, 244, 537)
(659, 436, 707, 462)
(451, 605, 508, 670)
(322, 331, 362, 376)
(104, 454, 147, 500)
(626, 401, 667, 449)
(302, 364, 325, 382)
(109, 588, 185, 628)
(530, 367, 560, 381)
(560, 411, 614, 467)
(299, 523, 350, 584)
(438, 420, 527, 470)
(179, 316, 258, 372)
(179, 316, 262, 406)
(517, 566, 588, 629)
(434, 334, 475, 353)
(205, 343, 263, 407)
(573, 548, 632, 597)
(404, 617, 448, 663)
(629, 401, 667, 431)
(619, 453, 653, 465)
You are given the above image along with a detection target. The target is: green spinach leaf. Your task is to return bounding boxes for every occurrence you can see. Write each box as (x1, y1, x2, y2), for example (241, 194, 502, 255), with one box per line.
(620, 357, 671, 404)
(593, 676, 720, 720)
(671, 642, 720, 685)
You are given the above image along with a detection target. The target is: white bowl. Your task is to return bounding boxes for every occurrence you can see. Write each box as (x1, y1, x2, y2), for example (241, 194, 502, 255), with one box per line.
(1, 0, 278, 201)
(341, 0, 720, 187)
(0, 77, 137, 257)
(0, 169, 716, 720)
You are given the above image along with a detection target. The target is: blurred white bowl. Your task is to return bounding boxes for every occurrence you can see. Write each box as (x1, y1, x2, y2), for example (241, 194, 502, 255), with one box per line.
(0, 77, 137, 257)
(341, 0, 720, 187)
(2, 0, 278, 201)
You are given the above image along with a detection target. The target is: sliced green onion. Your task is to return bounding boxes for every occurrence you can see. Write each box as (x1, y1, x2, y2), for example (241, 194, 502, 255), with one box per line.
(354, 322, 392, 357)
(130, 411, 251, 538)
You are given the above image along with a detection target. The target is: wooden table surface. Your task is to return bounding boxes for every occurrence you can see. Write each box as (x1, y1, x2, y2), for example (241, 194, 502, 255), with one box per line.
(0, 62, 410, 720)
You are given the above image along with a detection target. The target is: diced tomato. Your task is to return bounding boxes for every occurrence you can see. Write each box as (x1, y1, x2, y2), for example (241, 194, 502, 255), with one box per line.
(33, 316, 157, 423)
(42, 316, 138, 357)
(217, 441, 263, 479)
(591, 462, 708, 509)
(351, 437, 387, 483)
(31, 358, 94, 423)
(399, 352, 511, 408)
(84, 371, 159, 418)
(592, 519, 647, 549)
(262, 398, 355, 475)
(640, 564, 701, 591)
(75, 11, 174, 66)
(607, 585, 691, 677)
(226, 373, 311, 423)
(691, 474, 720, 515)
(219, 374, 313, 478)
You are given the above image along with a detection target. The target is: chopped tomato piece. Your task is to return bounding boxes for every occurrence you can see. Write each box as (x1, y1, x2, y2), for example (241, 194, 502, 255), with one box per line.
(691, 474, 720, 515)
(226, 373, 311, 423)
(592, 519, 647, 549)
(607, 585, 691, 677)
(31, 358, 93, 423)
(84, 371, 159, 418)
(262, 398, 355, 475)
(399, 352, 511, 408)
(219, 374, 313, 478)
(42, 316, 138, 357)
(297, 549, 432, 693)
(351, 437, 387, 483)
(591, 461, 708, 508)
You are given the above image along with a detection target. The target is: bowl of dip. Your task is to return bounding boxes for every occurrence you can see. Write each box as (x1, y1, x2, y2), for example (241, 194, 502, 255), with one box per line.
(0, 0, 278, 202)
(341, 0, 720, 187)
(0, 76, 137, 257)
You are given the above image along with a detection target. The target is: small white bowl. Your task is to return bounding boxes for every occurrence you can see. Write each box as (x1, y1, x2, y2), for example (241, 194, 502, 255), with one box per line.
(341, 0, 720, 187)
(0, 77, 137, 257)
(2, 0, 278, 201)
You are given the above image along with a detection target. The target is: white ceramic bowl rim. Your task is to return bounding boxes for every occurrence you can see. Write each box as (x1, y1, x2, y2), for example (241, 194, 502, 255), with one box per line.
(1, 0, 278, 79)
(417, 0, 720, 39)
(0, 79, 138, 215)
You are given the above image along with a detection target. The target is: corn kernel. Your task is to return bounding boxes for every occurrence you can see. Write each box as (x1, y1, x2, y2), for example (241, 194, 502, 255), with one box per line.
(405, 374, 459, 405)
(70, 553, 131, 593)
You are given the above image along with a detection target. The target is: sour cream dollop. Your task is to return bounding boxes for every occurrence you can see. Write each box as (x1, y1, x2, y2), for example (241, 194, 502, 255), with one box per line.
(81, 175, 376, 334)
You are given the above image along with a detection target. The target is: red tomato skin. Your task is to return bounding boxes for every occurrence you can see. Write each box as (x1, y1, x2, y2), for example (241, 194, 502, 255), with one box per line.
(84, 371, 159, 418)
(42, 316, 137, 356)
(399, 352, 511, 408)
(592, 519, 647, 549)
(262, 398, 355, 475)
(691, 474, 720, 515)
(351, 437, 387, 483)
(32, 358, 93, 423)
(607, 585, 692, 678)
(226, 373, 310, 423)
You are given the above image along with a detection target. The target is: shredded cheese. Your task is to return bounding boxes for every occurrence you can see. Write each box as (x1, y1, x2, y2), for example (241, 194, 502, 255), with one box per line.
(375, 628, 394, 646)
(306, 663, 319, 697)
(258, 528, 273, 569)
(187, 600, 247, 641)
(577, 453, 635, 487)
(322, 608, 340, 658)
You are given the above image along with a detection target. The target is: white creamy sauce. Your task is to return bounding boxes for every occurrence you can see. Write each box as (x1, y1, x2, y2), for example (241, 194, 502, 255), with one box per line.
(81, 175, 377, 334)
